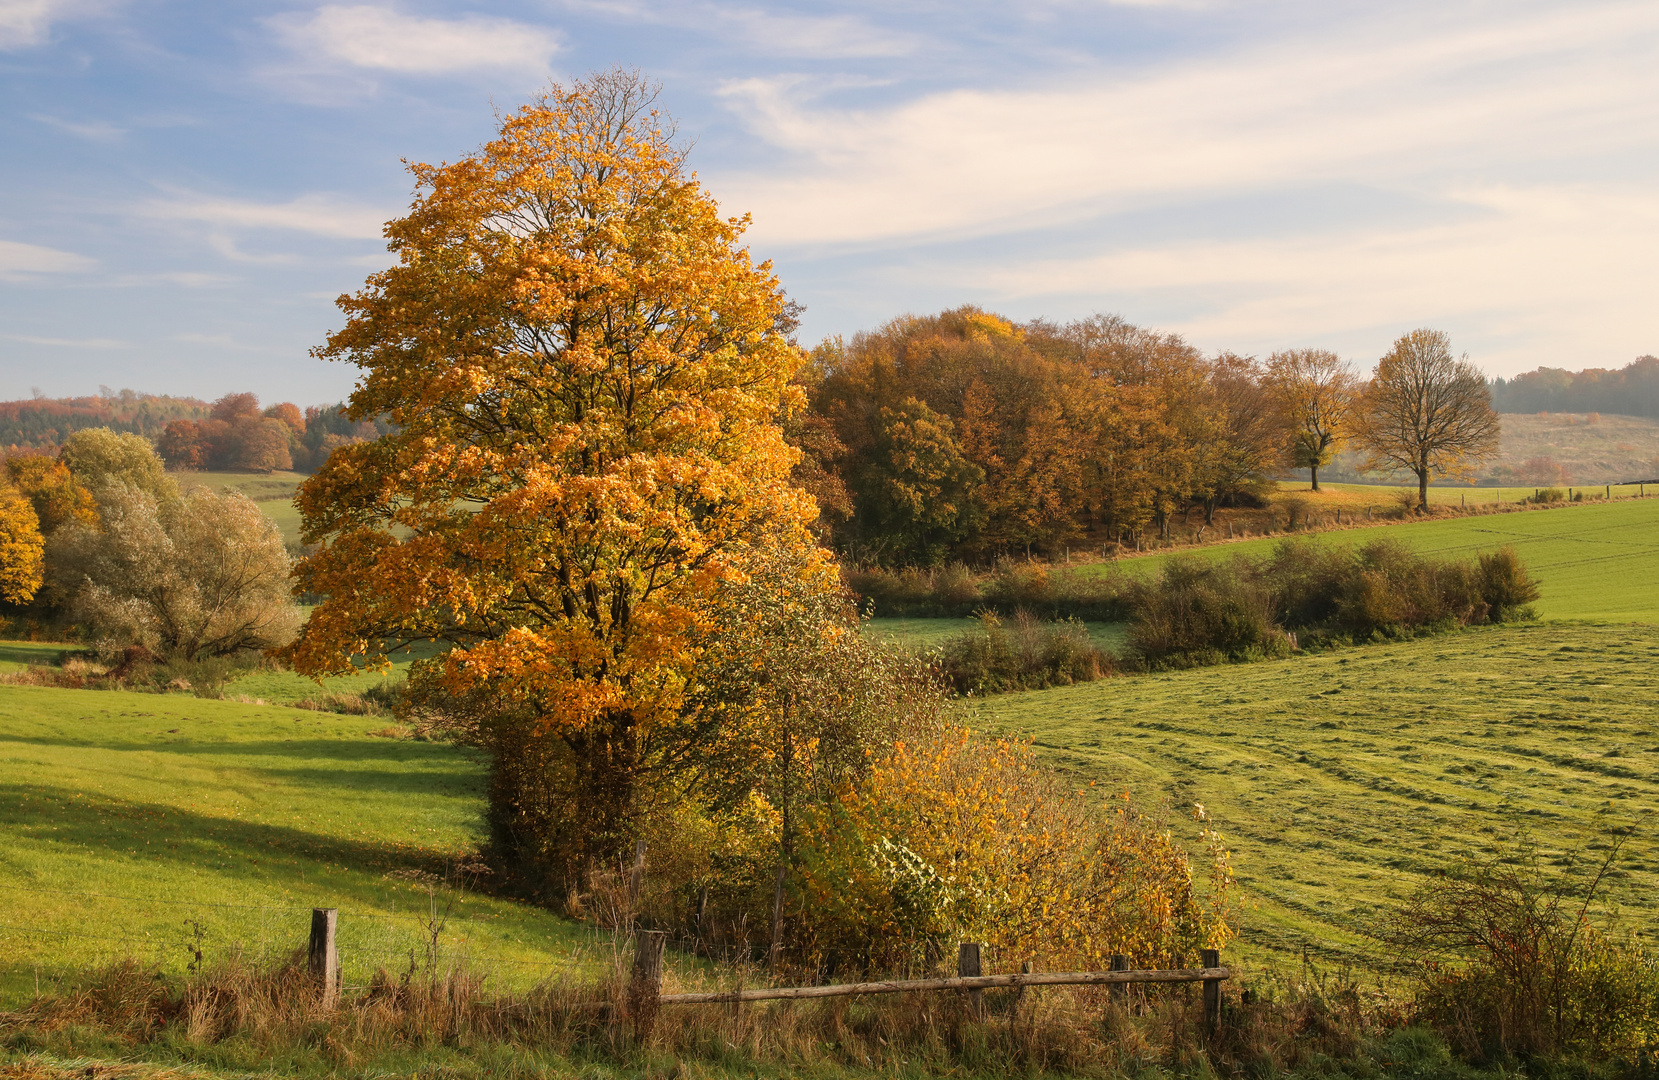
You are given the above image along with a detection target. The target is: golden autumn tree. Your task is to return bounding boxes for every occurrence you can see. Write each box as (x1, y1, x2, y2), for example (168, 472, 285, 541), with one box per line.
(1266, 347, 1358, 491)
(285, 69, 822, 880)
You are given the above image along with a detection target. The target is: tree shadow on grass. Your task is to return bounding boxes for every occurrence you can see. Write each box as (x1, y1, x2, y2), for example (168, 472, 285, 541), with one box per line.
(0, 782, 461, 886)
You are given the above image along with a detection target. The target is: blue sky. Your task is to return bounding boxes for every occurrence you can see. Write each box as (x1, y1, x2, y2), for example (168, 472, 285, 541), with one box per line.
(2, 0, 1656, 406)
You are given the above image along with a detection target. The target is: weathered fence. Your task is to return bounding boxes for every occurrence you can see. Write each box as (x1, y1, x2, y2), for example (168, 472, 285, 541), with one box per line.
(301, 910, 1230, 1043)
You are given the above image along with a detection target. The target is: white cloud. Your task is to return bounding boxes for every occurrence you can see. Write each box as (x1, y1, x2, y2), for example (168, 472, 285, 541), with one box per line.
(0, 0, 99, 49)
(955, 185, 1657, 364)
(145, 192, 390, 240)
(556, 0, 914, 59)
(31, 113, 123, 139)
(0, 238, 95, 280)
(6, 333, 126, 347)
(714, 2, 1659, 248)
(266, 5, 561, 75)
(718, 8, 916, 58)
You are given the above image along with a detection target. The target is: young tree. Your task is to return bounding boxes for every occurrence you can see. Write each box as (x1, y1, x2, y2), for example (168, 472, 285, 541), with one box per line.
(0, 483, 45, 605)
(1266, 348, 1357, 492)
(1356, 329, 1501, 511)
(285, 69, 821, 879)
(49, 485, 300, 657)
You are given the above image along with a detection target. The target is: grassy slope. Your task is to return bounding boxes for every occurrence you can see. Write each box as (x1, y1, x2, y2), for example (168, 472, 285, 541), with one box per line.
(0, 687, 587, 1004)
(1497, 412, 1659, 485)
(969, 622, 1659, 972)
(1085, 497, 1659, 624)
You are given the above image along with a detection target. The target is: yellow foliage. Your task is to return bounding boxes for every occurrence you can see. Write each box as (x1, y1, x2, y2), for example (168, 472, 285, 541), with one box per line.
(791, 726, 1234, 973)
(285, 70, 822, 870)
(0, 482, 45, 605)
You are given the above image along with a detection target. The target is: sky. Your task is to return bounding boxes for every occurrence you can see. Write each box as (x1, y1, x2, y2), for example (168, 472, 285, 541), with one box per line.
(1, 0, 1656, 406)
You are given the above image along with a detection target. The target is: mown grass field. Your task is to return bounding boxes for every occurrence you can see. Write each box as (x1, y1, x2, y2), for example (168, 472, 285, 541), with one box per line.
(969, 622, 1659, 973)
(0, 686, 589, 1005)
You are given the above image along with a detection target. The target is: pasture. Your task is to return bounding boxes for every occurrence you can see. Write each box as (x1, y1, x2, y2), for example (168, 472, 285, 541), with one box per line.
(969, 622, 1659, 972)
(0, 686, 585, 1005)
(1089, 496, 1659, 623)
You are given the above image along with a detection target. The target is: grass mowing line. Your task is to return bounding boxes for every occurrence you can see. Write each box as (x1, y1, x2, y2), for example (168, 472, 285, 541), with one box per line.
(0, 685, 590, 1004)
(970, 623, 1659, 973)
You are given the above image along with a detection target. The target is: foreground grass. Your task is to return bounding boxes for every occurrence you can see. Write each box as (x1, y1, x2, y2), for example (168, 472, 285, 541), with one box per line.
(0, 686, 586, 1004)
(971, 622, 1659, 971)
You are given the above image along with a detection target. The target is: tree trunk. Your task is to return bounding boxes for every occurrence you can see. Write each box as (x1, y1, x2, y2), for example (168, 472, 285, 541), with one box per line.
(1416, 469, 1430, 513)
(1310, 464, 1320, 493)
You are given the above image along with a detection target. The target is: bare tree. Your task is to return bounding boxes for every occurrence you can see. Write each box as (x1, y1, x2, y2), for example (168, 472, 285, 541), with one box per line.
(1356, 329, 1500, 511)
(1266, 348, 1357, 492)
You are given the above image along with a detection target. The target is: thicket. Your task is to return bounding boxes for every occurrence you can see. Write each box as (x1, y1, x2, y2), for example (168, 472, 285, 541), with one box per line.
(845, 559, 1122, 619)
(1123, 540, 1539, 668)
(935, 611, 1113, 694)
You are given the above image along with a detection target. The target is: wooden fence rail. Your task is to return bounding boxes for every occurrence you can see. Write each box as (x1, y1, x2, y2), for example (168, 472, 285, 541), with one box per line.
(658, 966, 1230, 1005)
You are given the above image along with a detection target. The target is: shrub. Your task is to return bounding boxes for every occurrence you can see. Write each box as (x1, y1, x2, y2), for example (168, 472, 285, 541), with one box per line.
(1477, 545, 1541, 621)
(1123, 557, 1285, 668)
(48, 483, 301, 659)
(935, 610, 1112, 694)
(790, 727, 1235, 975)
(845, 559, 1123, 620)
(1395, 840, 1659, 1060)
(1532, 487, 1567, 504)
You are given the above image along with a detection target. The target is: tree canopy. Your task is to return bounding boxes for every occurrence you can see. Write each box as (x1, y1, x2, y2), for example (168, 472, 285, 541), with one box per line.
(285, 69, 824, 875)
(1357, 329, 1501, 510)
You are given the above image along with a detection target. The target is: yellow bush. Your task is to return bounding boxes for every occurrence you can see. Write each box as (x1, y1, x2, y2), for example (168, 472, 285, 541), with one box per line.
(791, 726, 1234, 974)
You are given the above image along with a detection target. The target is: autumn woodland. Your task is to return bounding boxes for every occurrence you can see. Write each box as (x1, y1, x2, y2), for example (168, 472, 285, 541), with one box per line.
(4, 69, 1659, 1079)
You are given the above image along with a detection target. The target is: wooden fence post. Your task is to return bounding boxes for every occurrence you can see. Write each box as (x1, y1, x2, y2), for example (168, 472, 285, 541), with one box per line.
(628, 929, 666, 1044)
(1109, 954, 1128, 1003)
(768, 862, 786, 971)
(958, 943, 984, 1019)
(308, 908, 339, 1008)
(1201, 948, 1221, 1037)
(628, 839, 647, 915)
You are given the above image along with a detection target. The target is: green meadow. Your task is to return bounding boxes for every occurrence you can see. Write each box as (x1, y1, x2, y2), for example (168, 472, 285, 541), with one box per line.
(0, 687, 588, 1004)
(969, 622, 1659, 972)
(1088, 496, 1659, 624)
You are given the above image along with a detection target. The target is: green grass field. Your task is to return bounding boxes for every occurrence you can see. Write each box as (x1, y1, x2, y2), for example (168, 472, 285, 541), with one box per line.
(172, 470, 305, 545)
(969, 622, 1659, 972)
(0, 686, 589, 1004)
(1089, 497, 1659, 624)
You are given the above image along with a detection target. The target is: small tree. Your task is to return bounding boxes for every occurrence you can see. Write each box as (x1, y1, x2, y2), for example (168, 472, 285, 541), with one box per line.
(4, 456, 97, 534)
(1357, 329, 1500, 511)
(1266, 347, 1357, 492)
(49, 484, 300, 658)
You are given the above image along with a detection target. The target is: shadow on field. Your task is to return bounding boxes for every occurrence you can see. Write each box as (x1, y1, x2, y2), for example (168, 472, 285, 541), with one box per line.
(0, 783, 456, 877)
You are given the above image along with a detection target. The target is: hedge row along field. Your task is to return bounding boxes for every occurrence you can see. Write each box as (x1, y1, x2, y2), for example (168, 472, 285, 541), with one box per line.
(1090, 495, 1659, 622)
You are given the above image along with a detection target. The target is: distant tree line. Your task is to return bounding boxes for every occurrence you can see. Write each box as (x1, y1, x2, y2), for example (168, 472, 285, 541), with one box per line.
(1489, 356, 1659, 417)
(156, 393, 391, 473)
(799, 309, 1498, 565)
(0, 390, 208, 452)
